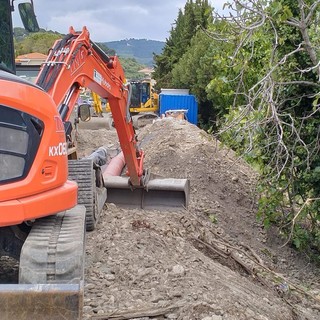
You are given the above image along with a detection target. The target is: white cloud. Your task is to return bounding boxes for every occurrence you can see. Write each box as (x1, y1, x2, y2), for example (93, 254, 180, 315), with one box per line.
(13, 0, 227, 42)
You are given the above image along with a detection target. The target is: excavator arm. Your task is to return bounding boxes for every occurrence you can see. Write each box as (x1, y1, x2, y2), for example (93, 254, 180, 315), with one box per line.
(36, 26, 143, 186)
(34, 26, 189, 210)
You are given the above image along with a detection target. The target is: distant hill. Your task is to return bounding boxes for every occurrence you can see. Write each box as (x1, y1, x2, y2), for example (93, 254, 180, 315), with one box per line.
(14, 28, 164, 67)
(13, 28, 146, 79)
(104, 39, 164, 67)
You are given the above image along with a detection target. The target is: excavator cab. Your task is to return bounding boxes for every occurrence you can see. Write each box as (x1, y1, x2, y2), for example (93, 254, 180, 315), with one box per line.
(128, 79, 160, 128)
(130, 80, 151, 108)
(129, 79, 158, 113)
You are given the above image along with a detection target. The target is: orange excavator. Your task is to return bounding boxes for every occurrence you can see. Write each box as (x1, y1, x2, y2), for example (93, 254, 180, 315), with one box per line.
(0, 1, 189, 320)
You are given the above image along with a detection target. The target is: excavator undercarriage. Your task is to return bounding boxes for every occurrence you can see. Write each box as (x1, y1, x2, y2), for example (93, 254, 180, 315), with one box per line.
(0, 161, 89, 320)
(2, 205, 86, 320)
(0, 209, 85, 319)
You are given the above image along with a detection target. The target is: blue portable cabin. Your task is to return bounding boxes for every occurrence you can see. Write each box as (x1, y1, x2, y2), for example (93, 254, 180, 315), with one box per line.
(159, 94, 198, 125)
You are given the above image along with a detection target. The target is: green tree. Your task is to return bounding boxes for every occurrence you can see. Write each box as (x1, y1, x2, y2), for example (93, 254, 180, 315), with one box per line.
(153, 0, 212, 89)
(213, 0, 320, 255)
(118, 57, 144, 80)
(15, 32, 62, 55)
(95, 42, 115, 56)
(171, 27, 229, 128)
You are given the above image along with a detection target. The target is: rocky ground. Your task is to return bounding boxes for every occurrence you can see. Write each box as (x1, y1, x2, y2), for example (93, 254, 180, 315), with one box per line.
(77, 117, 320, 320)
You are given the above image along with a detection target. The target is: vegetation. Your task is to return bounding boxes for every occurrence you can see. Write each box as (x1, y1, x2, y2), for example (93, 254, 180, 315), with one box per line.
(118, 57, 145, 80)
(153, 0, 215, 126)
(13, 28, 144, 79)
(14, 29, 61, 56)
(153, 0, 320, 259)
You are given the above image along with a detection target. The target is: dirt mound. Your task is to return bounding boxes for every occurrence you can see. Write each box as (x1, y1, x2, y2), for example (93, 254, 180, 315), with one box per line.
(138, 119, 256, 240)
(77, 118, 320, 320)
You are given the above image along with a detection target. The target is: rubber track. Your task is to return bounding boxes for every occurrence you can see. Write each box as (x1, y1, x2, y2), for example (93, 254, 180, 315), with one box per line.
(68, 159, 97, 231)
(19, 205, 86, 284)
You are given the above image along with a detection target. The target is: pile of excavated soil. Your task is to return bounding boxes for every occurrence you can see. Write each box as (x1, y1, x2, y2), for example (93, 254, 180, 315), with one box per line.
(77, 118, 320, 320)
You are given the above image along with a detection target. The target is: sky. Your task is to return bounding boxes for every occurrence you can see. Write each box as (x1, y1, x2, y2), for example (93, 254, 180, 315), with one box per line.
(13, 0, 227, 42)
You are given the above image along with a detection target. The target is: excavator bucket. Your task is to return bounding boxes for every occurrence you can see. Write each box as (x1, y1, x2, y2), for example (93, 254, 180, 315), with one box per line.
(104, 175, 190, 210)
(100, 150, 190, 210)
(0, 282, 83, 320)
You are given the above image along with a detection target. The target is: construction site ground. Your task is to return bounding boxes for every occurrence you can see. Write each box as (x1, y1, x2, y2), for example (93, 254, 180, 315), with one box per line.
(78, 117, 320, 320)
(1, 116, 319, 319)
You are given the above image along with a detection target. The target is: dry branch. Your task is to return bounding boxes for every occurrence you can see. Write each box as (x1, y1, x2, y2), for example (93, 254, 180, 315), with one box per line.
(92, 305, 181, 320)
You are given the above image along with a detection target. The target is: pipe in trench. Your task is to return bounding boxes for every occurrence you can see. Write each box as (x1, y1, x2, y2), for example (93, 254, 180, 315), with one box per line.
(102, 151, 125, 179)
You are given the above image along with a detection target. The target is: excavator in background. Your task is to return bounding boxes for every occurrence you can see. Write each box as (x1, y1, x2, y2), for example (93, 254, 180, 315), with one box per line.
(129, 79, 159, 113)
(105, 79, 160, 128)
(129, 79, 160, 128)
(0, 1, 189, 319)
(106, 79, 159, 113)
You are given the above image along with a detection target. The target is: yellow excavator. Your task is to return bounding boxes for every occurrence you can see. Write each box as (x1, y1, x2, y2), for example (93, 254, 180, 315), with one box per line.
(129, 79, 159, 113)
(105, 79, 159, 113)
(104, 79, 159, 129)
(129, 79, 159, 128)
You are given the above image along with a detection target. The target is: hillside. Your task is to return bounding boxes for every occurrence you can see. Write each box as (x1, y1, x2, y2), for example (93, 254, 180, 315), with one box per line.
(104, 39, 164, 66)
(13, 28, 145, 79)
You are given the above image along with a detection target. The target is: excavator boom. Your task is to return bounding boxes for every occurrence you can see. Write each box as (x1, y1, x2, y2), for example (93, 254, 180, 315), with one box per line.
(36, 26, 143, 186)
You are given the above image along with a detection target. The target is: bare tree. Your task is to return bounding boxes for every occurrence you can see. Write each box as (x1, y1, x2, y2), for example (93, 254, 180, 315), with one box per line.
(210, 0, 320, 246)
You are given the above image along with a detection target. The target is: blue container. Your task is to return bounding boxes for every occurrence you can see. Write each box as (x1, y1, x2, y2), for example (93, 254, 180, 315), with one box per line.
(159, 94, 198, 125)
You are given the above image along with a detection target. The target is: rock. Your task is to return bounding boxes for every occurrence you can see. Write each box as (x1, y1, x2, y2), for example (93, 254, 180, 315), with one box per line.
(170, 289, 182, 298)
(89, 301, 99, 308)
(83, 306, 92, 313)
(105, 274, 116, 281)
(166, 314, 178, 319)
(151, 295, 164, 303)
(172, 264, 185, 276)
(85, 283, 95, 290)
(232, 176, 239, 182)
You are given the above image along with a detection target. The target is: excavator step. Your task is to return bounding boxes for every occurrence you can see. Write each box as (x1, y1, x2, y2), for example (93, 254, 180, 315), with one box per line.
(0, 205, 86, 320)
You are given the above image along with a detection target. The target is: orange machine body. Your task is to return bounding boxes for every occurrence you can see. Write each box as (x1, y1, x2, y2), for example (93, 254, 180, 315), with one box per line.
(0, 75, 77, 226)
(1, 26, 146, 227)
